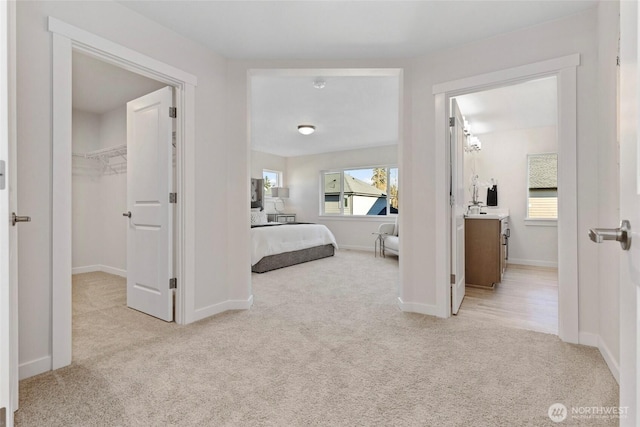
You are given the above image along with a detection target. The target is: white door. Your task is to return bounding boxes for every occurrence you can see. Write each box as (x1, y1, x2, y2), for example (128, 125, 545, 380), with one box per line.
(126, 86, 174, 322)
(619, 2, 639, 424)
(1, 0, 18, 424)
(450, 99, 466, 315)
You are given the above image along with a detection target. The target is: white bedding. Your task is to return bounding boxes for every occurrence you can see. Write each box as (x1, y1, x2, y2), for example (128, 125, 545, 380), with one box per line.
(250, 223, 338, 266)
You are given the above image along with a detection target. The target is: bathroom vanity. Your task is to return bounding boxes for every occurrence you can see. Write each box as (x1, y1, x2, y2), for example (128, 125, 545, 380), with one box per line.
(465, 213, 509, 288)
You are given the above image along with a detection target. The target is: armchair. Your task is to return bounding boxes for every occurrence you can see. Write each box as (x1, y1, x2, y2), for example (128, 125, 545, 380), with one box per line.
(378, 216, 399, 257)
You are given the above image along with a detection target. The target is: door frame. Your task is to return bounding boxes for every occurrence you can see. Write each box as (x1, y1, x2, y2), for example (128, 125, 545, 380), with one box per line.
(48, 17, 197, 370)
(433, 54, 580, 343)
(1, 0, 18, 420)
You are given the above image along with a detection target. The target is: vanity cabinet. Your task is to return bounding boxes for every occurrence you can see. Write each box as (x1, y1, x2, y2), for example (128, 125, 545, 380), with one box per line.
(465, 217, 508, 288)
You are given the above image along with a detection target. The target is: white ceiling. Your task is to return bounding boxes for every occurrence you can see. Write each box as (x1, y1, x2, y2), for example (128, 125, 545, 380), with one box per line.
(118, 1, 596, 60)
(80, 2, 580, 156)
(251, 72, 400, 157)
(454, 77, 557, 136)
(72, 52, 165, 114)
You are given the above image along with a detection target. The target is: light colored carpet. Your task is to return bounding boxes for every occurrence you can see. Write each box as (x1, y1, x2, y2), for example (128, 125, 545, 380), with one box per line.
(16, 250, 618, 426)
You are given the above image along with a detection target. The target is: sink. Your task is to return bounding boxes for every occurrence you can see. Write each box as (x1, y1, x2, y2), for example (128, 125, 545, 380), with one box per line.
(464, 210, 509, 220)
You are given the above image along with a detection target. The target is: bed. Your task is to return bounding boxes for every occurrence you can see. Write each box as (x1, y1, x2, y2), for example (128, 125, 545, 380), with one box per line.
(251, 222, 338, 273)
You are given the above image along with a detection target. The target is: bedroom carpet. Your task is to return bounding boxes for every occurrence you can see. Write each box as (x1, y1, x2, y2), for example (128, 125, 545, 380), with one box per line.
(16, 250, 618, 426)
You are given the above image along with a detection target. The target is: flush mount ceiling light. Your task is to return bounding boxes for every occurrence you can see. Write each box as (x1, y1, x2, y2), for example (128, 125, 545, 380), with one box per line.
(298, 124, 316, 135)
(313, 79, 326, 89)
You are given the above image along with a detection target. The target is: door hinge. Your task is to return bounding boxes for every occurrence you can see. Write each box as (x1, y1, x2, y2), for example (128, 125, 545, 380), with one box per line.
(450, 274, 456, 284)
(169, 107, 177, 118)
(169, 193, 177, 203)
(449, 117, 455, 127)
(170, 278, 177, 289)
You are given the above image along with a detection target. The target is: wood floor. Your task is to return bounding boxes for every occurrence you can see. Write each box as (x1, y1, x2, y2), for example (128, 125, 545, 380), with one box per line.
(457, 264, 558, 335)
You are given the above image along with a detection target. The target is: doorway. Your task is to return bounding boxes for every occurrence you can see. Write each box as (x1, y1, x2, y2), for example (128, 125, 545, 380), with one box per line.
(451, 77, 559, 334)
(49, 17, 197, 370)
(247, 68, 402, 293)
(71, 52, 176, 360)
(434, 54, 580, 343)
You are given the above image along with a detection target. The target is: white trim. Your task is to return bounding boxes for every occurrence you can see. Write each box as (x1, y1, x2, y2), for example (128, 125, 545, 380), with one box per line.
(18, 356, 52, 380)
(48, 17, 197, 86)
(433, 55, 580, 344)
(51, 33, 73, 371)
(579, 331, 599, 347)
(49, 18, 197, 371)
(338, 245, 375, 252)
(599, 338, 620, 385)
(1, 0, 18, 419)
(507, 259, 558, 268)
(319, 216, 396, 222)
(71, 265, 100, 275)
(397, 297, 443, 317)
(432, 54, 579, 95)
(524, 219, 558, 227)
(71, 265, 126, 277)
(434, 92, 450, 318)
(191, 296, 254, 323)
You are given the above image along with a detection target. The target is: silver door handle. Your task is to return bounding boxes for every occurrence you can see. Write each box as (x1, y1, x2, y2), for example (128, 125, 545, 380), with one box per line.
(11, 212, 31, 227)
(588, 219, 631, 250)
(122, 211, 131, 218)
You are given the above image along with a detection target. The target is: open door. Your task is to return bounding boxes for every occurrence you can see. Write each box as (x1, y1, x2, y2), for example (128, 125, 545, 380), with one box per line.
(1, 1, 18, 423)
(618, 2, 639, 424)
(450, 99, 466, 315)
(126, 86, 174, 322)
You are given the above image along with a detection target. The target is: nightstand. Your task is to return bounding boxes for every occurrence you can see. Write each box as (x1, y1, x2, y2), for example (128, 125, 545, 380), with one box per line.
(267, 213, 296, 223)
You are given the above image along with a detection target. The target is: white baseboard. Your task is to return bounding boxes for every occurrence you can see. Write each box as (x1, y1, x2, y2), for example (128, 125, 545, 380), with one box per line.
(507, 258, 558, 268)
(72, 264, 126, 277)
(191, 295, 254, 323)
(578, 331, 598, 347)
(72, 264, 101, 274)
(598, 337, 620, 385)
(337, 245, 373, 252)
(100, 265, 126, 277)
(19, 355, 51, 380)
(397, 297, 442, 317)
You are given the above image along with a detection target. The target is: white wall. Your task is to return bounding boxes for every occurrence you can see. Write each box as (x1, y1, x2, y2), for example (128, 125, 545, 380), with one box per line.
(71, 109, 101, 269)
(226, 9, 608, 347)
(17, 1, 230, 376)
(98, 106, 127, 273)
(16, 1, 620, 381)
(286, 145, 397, 250)
(72, 106, 127, 275)
(251, 150, 286, 180)
(465, 126, 558, 267)
(408, 9, 603, 335)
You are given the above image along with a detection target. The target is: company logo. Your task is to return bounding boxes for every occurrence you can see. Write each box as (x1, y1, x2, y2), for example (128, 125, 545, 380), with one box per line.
(548, 403, 568, 423)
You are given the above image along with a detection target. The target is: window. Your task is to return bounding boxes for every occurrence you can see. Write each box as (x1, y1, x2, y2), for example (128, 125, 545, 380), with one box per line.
(527, 153, 557, 219)
(263, 169, 282, 196)
(321, 166, 398, 216)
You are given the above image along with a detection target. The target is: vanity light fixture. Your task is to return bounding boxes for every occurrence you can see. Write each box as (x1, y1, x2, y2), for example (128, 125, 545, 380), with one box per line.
(298, 124, 316, 135)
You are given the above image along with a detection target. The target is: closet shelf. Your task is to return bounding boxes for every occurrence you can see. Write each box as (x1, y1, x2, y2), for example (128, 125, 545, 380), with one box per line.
(73, 144, 127, 175)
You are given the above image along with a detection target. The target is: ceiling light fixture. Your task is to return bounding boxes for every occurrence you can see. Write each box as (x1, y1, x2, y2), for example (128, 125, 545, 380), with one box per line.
(313, 79, 326, 89)
(298, 124, 316, 135)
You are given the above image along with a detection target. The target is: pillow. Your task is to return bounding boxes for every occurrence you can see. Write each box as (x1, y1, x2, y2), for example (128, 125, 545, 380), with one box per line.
(250, 210, 268, 225)
(393, 216, 399, 236)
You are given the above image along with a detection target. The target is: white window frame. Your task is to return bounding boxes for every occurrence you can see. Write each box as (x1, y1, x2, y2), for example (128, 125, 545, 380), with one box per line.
(320, 165, 398, 217)
(263, 169, 282, 197)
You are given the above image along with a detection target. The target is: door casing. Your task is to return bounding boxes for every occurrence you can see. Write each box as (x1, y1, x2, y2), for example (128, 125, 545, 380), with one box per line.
(48, 17, 197, 371)
(433, 54, 580, 344)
